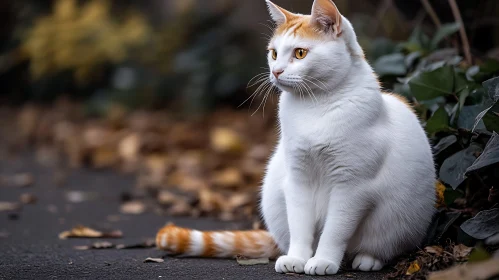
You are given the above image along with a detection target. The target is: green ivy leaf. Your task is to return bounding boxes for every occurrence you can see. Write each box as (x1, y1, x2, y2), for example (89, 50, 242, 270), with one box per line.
(430, 22, 461, 50)
(466, 132, 499, 174)
(483, 77, 499, 102)
(439, 144, 482, 189)
(458, 105, 486, 130)
(409, 66, 454, 101)
(374, 53, 407, 76)
(482, 102, 499, 132)
(461, 208, 499, 240)
(426, 106, 450, 134)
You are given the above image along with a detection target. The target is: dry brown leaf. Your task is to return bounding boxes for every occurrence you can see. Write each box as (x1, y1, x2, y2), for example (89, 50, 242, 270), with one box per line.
(0, 202, 21, 212)
(157, 190, 180, 205)
(212, 168, 244, 188)
(143, 257, 164, 263)
(453, 244, 473, 261)
(425, 245, 445, 256)
(59, 225, 123, 239)
(91, 146, 119, 168)
(0, 173, 34, 188)
(137, 154, 169, 188)
(120, 201, 146, 215)
(20, 193, 37, 204)
(118, 133, 141, 170)
(74, 241, 115, 250)
(210, 127, 245, 155)
(66, 191, 98, 203)
(167, 200, 192, 216)
(428, 258, 499, 280)
(236, 255, 269, 266)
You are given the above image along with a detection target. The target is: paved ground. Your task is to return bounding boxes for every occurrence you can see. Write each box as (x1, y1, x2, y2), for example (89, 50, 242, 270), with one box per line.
(0, 154, 386, 280)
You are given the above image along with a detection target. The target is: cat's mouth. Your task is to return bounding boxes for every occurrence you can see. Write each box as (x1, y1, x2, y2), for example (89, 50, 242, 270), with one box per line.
(273, 79, 296, 90)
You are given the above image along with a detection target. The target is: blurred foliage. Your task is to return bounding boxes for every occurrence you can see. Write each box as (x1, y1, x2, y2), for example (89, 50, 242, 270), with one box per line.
(4, 0, 263, 113)
(371, 20, 499, 279)
(22, 0, 150, 82)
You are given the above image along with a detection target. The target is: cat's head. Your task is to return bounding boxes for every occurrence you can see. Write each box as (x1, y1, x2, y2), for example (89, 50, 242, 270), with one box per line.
(265, 0, 364, 94)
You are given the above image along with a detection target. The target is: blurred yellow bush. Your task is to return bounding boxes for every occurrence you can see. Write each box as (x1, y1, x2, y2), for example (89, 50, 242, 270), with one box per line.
(22, 0, 151, 82)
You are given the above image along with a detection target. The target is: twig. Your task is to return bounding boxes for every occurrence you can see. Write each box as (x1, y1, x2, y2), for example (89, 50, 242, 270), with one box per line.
(448, 0, 472, 65)
(420, 0, 441, 28)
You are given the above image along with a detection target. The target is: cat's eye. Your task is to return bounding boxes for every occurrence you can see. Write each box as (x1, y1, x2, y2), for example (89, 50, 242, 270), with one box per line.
(270, 49, 277, 60)
(295, 48, 308, 59)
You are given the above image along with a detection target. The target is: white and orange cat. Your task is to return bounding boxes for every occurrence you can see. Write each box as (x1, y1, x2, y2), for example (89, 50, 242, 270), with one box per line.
(156, 0, 436, 275)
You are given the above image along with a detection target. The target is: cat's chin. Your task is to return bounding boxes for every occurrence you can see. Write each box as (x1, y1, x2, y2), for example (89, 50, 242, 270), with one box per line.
(273, 81, 295, 93)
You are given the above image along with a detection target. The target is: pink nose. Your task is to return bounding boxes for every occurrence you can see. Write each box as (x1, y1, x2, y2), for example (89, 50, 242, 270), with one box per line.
(273, 69, 284, 79)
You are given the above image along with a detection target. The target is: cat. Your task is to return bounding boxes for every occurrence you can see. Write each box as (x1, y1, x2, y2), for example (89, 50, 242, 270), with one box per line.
(156, 0, 437, 275)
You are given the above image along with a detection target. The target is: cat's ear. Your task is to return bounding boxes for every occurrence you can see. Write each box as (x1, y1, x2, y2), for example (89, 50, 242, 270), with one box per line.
(310, 0, 342, 36)
(266, 0, 295, 25)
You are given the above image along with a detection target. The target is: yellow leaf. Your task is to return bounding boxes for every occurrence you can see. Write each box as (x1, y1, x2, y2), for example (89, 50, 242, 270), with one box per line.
(435, 180, 446, 208)
(406, 260, 421, 275)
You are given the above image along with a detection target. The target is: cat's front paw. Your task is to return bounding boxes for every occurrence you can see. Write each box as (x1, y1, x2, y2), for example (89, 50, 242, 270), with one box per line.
(275, 255, 306, 274)
(304, 257, 339, 275)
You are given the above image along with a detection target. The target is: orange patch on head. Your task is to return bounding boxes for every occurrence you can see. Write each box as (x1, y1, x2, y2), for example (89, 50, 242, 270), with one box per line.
(274, 15, 323, 40)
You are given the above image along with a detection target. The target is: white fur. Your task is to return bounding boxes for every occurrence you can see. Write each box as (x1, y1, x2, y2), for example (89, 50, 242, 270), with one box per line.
(188, 230, 205, 256)
(260, 0, 436, 275)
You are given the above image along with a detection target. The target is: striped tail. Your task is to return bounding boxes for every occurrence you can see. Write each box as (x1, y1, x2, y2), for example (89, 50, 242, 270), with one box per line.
(156, 223, 281, 259)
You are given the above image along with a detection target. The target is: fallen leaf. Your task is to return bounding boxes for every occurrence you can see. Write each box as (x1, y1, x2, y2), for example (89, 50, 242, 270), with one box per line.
(91, 146, 119, 169)
(66, 191, 98, 203)
(94, 241, 115, 249)
(428, 258, 499, 280)
(210, 127, 245, 155)
(460, 208, 499, 240)
(435, 181, 446, 208)
(212, 168, 244, 188)
(74, 241, 115, 250)
(0, 202, 21, 212)
(143, 257, 164, 263)
(20, 193, 37, 204)
(425, 245, 444, 256)
(405, 260, 421, 275)
(120, 201, 146, 215)
(236, 255, 269, 266)
(453, 244, 473, 261)
(74, 245, 90, 250)
(59, 226, 123, 239)
(0, 173, 34, 188)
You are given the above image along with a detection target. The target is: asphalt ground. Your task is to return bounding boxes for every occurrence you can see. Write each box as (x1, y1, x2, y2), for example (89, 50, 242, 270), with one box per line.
(0, 154, 386, 280)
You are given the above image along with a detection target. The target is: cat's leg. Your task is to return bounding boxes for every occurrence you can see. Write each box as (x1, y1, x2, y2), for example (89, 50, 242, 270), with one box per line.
(261, 143, 290, 255)
(304, 188, 366, 275)
(274, 176, 316, 274)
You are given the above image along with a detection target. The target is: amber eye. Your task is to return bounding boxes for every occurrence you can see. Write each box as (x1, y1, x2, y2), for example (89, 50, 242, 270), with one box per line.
(295, 48, 308, 59)
(270, 49, 277, 60)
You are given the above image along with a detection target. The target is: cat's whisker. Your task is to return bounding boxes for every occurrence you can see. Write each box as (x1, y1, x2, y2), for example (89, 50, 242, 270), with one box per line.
(302, 75, 329, 92)
(250, 80, 272, 109)
(247, 73, 269, 88)
(252, 82, 273, 116)
(297, 82, 315, 104)
(300, 81, 319, 104)
(248, 76, 270, 89)
(301, 76, 327, 93)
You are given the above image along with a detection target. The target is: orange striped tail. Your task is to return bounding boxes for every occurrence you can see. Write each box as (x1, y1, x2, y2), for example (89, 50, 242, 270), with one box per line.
(156, 223, 281, 259)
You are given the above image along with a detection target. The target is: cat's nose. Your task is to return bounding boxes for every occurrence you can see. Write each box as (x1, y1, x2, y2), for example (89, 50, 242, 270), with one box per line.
(272, 69, 284, 79)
